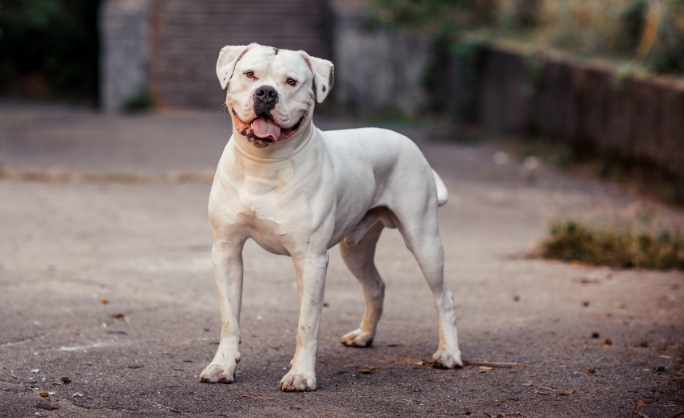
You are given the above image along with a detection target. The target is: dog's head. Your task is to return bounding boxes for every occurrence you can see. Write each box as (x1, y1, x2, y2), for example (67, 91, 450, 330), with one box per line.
(217, 43, 334, 148)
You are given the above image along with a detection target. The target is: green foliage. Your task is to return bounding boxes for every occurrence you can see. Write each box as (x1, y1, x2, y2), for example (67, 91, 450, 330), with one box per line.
(520, 50, 545, 97)
(369, 0, 477, 31)
(370, 0, 684, 75)
(541, 217, 684, 270)
(0, 0, 102, 100)
(121, 91, 155, 114)
(422, 29, 459, 113)
(421, 23, 483, 120)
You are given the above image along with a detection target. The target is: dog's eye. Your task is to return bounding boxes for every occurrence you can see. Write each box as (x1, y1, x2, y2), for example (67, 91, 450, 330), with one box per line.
(244, 71, 255, 79)
(286, 78, 297, 86)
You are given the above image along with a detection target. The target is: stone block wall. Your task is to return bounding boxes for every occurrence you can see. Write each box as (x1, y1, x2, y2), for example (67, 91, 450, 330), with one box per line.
(149, 0, 331, 109)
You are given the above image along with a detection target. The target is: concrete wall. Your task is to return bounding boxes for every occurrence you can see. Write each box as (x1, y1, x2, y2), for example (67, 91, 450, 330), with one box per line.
(332, 17, 430, 114)
(100, 0, 152, 112)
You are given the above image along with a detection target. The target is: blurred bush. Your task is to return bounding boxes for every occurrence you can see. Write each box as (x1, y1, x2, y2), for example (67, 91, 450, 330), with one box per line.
(0, 0, 101, 102)
(542, 217, 684, 270)
(369, 0, 684, 75)
(370, 0, 496, 30)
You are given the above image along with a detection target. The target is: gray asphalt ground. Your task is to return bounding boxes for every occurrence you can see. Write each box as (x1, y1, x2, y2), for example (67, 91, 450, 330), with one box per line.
(0, 103, 682, 417)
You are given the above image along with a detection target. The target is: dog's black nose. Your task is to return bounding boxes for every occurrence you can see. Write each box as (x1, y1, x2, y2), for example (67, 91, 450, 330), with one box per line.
(255, 86, 278, 103)
(253, 85, 279, 116)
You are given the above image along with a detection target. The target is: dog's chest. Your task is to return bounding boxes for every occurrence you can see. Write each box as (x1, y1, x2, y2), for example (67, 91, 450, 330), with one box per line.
(220, 170, 312, 256)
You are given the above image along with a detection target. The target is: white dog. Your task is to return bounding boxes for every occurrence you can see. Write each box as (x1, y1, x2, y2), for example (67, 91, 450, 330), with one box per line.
(199, 43, 462, 392)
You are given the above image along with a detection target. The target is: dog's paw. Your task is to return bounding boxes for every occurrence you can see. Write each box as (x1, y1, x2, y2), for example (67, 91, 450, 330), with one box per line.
(280, 370, 316, 392)
(340, 329, 374, 347)
(431, 349, 463, 369)
(199, 362, 237, 383)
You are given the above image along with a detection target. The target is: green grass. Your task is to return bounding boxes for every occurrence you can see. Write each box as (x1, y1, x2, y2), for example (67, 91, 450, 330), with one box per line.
(541, 218, 684, 270)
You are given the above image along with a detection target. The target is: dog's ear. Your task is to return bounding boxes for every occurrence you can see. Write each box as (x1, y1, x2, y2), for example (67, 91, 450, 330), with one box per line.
(216, 44, 255, 90)
(300, 52, 334, 103)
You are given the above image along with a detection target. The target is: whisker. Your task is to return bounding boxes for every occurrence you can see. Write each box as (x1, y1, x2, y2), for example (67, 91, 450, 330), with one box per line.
(216, 102, 228, 115)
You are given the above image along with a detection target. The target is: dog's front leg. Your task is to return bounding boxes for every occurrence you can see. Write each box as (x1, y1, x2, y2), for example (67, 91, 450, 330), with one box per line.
(199, 241, 245, 383)
(280, 252, 329, 392)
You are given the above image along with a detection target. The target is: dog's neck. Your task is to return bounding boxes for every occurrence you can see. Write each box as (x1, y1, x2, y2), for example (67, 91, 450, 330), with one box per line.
(231, 119, 315, 163)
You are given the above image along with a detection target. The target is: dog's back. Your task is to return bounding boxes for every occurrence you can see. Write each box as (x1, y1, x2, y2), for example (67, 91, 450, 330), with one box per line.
(321, 127, 447, 208)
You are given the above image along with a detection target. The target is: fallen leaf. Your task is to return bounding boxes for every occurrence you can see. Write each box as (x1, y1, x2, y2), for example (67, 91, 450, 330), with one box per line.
(101, 298, 109, 304)
(604, 338, 613, 345)
(587, 368, 595, 374)
(414, 361, 424, 366)
(111, 313, 124, 319)
(357, 366, 377, 374)
(242, 395, 275, 400)
(39, 392, 48, 397)
(36, 403, 58, 411)
(539, 385, 574, 395)
(636, 400, 647, 407)
(72, 392, 84, 398)
(479, 366, 494, 373)
(522, 380, 533, 387)
(533, 390, 549, 395)
(60, 377, 71, 385)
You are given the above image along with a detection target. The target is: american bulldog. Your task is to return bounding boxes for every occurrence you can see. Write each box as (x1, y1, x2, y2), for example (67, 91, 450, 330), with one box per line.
(199, 43, 462, 392)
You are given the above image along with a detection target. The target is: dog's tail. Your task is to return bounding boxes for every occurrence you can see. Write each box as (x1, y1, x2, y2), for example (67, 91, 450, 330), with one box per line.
(432, 170, 448, 207)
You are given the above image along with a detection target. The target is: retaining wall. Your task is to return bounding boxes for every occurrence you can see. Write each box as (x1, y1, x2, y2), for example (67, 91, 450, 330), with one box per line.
(476, 44, 684, 175)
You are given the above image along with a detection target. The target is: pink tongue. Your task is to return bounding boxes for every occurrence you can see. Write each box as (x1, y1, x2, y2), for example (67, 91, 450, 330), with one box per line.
(251, 116, 281, 141)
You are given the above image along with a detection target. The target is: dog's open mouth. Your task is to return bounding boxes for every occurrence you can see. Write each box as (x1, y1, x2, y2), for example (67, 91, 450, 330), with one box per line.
(232, 109, 303, 148)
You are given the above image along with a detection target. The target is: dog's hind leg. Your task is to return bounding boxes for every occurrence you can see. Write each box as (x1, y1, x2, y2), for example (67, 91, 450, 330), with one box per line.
(339, 221, 385, 347)
(398, 213, 462, 369)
